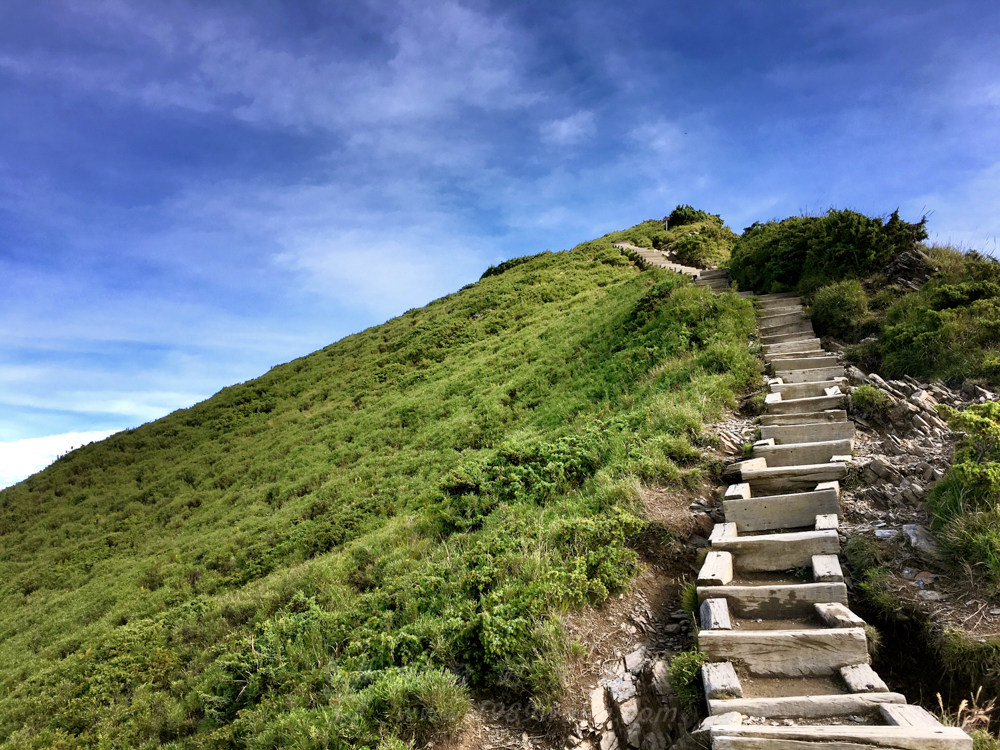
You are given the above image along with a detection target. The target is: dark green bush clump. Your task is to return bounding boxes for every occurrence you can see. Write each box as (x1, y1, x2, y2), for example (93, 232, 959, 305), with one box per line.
(666, 651, 707, 708)
(811, 280, 870, 340)
(667, 205, 723, 230)
(672, 223, 738, 268)
(927, 403, 1000, 585)
(729, 209, 927, 294)
(878, 250, 1000, 383)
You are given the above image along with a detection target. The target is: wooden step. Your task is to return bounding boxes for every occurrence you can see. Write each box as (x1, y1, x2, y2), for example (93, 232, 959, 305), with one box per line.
(756, 293, 801, 303)
(765, 394, 847, 415)
(752, 438, 853, 467)
(723, 485, 841, 532)
(713, 529, 839, 572)
(762, 338, 822, 353)
(708, 725, 972, 750)
(698, 627, 869, 676)
(761, 329, 817, 344)
(708, 691, 905, 719)
(774, 366, 845, 383)
(761, 323, 816, 341)
(759, 312, 807, 329)
(756, 304, 803, 316)
(881, 703, 945, 728)
(770, 378, 847, 399)
(697, 582, 848, 618)
(759, 421, 855, 444)
(759, 409, 847, 426)
(737, 462, 848, 493)
(771, 356, 840, 371)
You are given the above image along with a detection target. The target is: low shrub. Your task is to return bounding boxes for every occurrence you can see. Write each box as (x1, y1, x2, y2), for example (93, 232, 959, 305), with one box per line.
(879, 251, 1000, 383)
(811, 280, 869, 340)
(728, 209, 927, 294)
(671, 222, 737, 268)
(667, 205, 723, 230)
(666, 651, 707, 709)
(850, 384, 894, 423)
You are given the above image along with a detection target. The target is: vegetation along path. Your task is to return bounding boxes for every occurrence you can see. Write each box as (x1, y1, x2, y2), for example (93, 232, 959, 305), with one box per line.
(690, 294, 973, 749)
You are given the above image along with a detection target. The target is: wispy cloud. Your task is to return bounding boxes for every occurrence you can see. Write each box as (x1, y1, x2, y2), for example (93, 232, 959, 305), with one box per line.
(540, 111, 595, 145)
(0, 430, 121, 489)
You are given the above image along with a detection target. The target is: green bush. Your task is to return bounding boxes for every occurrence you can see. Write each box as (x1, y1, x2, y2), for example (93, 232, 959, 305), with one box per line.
(850, 384, 894, 423)
(879, 251, 1000, 383)
(667, 205, 723, 230)
(811, 280, 869, 340)
(927, 403, 1000, 583)
(666, 650, 707, 709)
(728, 209, 927, 294)
(671, 222, 737, 268)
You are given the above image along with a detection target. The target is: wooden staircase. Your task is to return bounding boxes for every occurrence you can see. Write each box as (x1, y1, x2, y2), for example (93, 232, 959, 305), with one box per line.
(611, 242, 741, 294)
(694, 293, 972, 750)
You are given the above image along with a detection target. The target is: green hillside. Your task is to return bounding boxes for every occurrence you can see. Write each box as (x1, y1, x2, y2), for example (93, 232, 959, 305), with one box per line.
(0, 224, 758, 748)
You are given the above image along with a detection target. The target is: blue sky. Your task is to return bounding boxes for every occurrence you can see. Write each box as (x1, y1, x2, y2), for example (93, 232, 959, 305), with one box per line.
(2, 0, 1000, 485)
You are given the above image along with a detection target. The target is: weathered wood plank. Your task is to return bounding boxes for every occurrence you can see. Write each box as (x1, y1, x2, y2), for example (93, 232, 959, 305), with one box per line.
(760, 421, 856, 444)
(769, 354, 839, 368)
(765, 394, 847, 415)
(697, 582, 848, 618)
(752, 439, 853, 468)
(812, 554, 844, 582)
(762, 326, 816, 343)
(723, 487, 840, 532)
(713, 529, 840, 572)
(771, 379, 848, 400)
(702, 661, 742, 699)
(817, 603, 866, 628)
(840, 663, 888, 693)
(774, 366, 846, 383)
(759, 409, 848, 426)
(881, 703, 943, 728)
(709, 725, 972, 750)
(708, 691, 905, 718)
(697, 551, 733, 586)
(760, 312, 807, 329)
(740, 462, 848, 493)
(700, 598, 732, 630)
(698, 627, 869, 676)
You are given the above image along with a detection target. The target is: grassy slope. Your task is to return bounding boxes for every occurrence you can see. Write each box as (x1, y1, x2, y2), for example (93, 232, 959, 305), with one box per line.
(0, 227, 758, 748)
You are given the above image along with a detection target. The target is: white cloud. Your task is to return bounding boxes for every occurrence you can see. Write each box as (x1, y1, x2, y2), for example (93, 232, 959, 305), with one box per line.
(0, 430, 120, 489)
(540, 111, 595, 145)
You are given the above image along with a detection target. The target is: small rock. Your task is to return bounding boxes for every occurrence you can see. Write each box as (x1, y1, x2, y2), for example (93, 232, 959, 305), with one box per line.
(919, 590, 944, 601)
(623, 648, 645, 673)
(903, 524, 940, 559)
(591, 688, 610, 727)
(875, 529, 897, 539)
